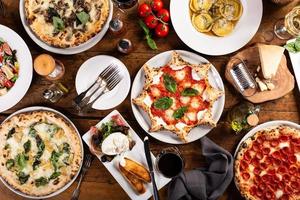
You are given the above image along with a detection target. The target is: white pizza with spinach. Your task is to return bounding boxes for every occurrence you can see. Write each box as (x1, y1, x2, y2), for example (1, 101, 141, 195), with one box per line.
(0, 111, 82, 196)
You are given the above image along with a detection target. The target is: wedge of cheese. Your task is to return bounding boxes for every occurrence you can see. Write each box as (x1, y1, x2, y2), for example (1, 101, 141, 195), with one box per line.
(258, 44, 284, 79)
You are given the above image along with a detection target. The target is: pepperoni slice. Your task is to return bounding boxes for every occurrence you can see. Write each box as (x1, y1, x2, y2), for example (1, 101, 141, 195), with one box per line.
(277, 181, 285, 189)
(271, 139, 279, 147)
(288, 155, 297, 164)
(242, 172, 250, 180)
(277, 166, 287, 174)
(260, 162, 268, 169)
(271, 151, 281, 159)
(289, 166, 297, 175)
(252, 142, 261, 151)
(250, 186, 257, 196)
(281, 146, 292, 155)
(284, 185, 293, 194)
(251, 158, 260, 166)
(262, 147, 270, 155)
(240, 160, 248, 170)
(291, 181, 299, 189)
(256, 152, 264, 160)
(279, 194, 289, 200)
(265, 157, 273, 165)
(244, 151, 252, 161)
(279, 135, 289, 142)
(262, 174, 271, 182)
(256, 136, 265, 144)
(254, 167, 261, 175)
(282, 174, 290, 182)
(265, 191, 274, 199)
(267, 169, 276, 175)
(256, 188, 263, 197)
(273, 158, 282, 166)
(258, 182, 267, 191)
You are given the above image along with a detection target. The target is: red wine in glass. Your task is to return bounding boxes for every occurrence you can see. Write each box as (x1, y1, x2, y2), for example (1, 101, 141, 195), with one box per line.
(113, 0, 138, 9)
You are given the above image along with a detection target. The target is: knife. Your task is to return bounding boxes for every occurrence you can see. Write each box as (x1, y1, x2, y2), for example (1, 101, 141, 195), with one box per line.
(144, 136, 160, 200)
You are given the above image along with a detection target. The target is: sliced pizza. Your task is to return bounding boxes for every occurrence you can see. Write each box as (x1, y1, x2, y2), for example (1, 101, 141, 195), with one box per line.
(133, 51, 223, 142)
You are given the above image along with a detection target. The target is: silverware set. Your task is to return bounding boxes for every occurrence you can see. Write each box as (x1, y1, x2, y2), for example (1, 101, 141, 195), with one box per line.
(71, 154, 93, 200)
(0, 0, 5, 17)
(74, 63, 123, 113)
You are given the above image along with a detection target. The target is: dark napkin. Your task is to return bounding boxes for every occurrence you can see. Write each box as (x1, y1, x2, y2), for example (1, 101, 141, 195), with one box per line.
(168, 136, 234, 200)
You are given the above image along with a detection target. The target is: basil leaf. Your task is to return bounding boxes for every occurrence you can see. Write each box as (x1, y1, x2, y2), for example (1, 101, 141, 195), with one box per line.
(23, 140, 31, 154)
(76, 11, 90, 25)
(284, 42, 296, 53)
(181, 88, 199, 96)
(146, 35, 158, 50)
(29, 128, 37, 137)
(11, 75, 18, 82)
(7, 128, 15, 139)
(17, 172, 30, 185)
(49, 171, 61, 180)
(32, 159, 41, 170)
(50, 150, 62, 170)
(52, 16, 64, 32)
(154, 97, 173, 110)
(35, 177, 49, 187)
(138, 19, 150, 35)
(173, 106, 188, 119)
(5, 159, 14, 170)
(16, 153, 27, 170)
(163, 74, 177, 93)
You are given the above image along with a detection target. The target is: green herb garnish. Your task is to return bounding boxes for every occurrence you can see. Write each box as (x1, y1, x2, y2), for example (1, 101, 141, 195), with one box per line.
(163, 74, 177, 93)
(76, 11, 90, 25)
(284, 37, 300, 53)
(17, 172, 30, 185)
(35, 177, 49, 187)
(16, 153, 27, 170)
(50, 150, 62, 170)
(181, 88, 199, 96)
(7, 128, 15, 139)
(49, 171, 61, 180)
(52, 16, 64, 32)
(153, 97, 173, 110)
(138, 19, 157, 50)
(5, 159, 14, 170)
(29, 127, 37, 137)
(173, 106, 188, 119)
(11, 75, 18, 82)
(23, 140, 31, 154)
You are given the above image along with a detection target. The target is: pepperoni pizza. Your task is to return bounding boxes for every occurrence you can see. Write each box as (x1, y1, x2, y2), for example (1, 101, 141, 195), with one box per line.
(235, 125, 300, 200)
(133, 52, 223, 142)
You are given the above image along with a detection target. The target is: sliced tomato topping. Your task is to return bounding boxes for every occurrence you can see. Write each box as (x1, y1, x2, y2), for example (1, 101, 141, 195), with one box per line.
(262, 147, 271, 155)
(270, 139, 279, 147)
(242, 172, 250, 180)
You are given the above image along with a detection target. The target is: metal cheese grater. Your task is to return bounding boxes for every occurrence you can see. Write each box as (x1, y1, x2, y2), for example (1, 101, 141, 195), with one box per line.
(230, 62, 257, 97)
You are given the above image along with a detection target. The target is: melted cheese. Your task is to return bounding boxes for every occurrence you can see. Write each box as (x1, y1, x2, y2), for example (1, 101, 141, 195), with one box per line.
(187, 112, 197, 121)
(197, 109, 207, 120)
(275, 190, 283, 199)
(180, 96, 191, 104)
(175, 122, 187, 130)
(279, 142, 289, 149)
(152, 73, 162, 84)
(143, 94, 152, 107)
(191, 98, 200, 109)
(175, 70, 186, 81)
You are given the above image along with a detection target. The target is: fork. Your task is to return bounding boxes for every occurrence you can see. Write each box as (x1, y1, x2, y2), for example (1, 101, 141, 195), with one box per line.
(0, 0, 5, 17)
(71, 154, 93, 200)
(73, 64, 116, 105)
(79, 69, 123, 113)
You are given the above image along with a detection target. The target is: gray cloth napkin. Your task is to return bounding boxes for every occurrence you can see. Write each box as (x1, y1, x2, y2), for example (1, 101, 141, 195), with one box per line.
(168, 136, 233, 200)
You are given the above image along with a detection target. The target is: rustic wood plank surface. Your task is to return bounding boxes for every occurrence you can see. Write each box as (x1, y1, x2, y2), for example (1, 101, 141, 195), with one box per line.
(0, 0, 300, 199)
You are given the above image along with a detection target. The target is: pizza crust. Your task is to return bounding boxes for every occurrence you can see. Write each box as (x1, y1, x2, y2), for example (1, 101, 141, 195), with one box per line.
(0, 111, 82, 196)
(24, 0, 110, 48)
(133, 51, 223, 142)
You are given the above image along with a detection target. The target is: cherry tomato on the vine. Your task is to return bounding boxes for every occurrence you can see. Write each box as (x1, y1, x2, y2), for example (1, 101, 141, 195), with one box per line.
(157, 8, 170, 22)
(144, 15, 158, 29)
(138, 3, 151, 17)
(150, 0, 163, 12)
(155, 23, 169, 37)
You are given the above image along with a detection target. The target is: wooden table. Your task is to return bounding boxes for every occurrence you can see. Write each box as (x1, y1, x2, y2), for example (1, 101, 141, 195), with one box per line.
(0, 0, 299, 199)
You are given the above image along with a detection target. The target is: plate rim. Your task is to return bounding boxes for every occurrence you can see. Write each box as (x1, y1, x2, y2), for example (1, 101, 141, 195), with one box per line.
(170, 0, 263, 56)
(0, 106, 84, 199)
(19, 0, 113, 55)
(0, 24, 33, 113)
(130, 50, 225, 144)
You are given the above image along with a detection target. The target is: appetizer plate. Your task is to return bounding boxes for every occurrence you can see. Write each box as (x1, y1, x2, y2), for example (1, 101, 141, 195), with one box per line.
(287, 39, 300, 93)
(0, 25, 33, 113)
(82, 110, 170, 200)
(234, 120, 300, 157)
(0, 106, 84, 199)
(131, 50, 225, 144)
(170, 0, 263, 55)
(19, 0, 113, 55)
(75, 55, 131, 110)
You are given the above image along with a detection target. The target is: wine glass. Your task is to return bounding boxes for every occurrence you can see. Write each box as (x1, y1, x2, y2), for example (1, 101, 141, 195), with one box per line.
(274, 6, 300, 40)
(112, 0, 138, 11)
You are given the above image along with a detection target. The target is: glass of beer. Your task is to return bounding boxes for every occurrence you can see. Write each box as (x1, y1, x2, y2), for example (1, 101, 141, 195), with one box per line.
(274, 6, 300, 40)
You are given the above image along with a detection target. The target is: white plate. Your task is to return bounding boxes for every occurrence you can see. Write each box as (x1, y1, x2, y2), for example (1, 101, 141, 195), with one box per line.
(0, 25, 33, 113)
(170, 0, 263, 56)
(19, 0, 113, 55)
(0, 106, 84, 199)
(287, 39, 300, 93)
(82, 110, 170, 200)
(234, 120, 300, 157)
(75, 55, 131, 110)
(131, 50, 225, 144)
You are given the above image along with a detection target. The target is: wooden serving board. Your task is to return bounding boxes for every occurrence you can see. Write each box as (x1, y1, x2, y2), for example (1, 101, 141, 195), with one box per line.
(225, 44, 295, 103)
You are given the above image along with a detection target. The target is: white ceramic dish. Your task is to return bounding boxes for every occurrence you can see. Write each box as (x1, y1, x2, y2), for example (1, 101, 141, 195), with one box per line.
(82, 110, 170, 200)
(131, 50, 225, 144)
(75, 55, 131, 110)
(19, 0, 113, 55)
(0, 25, 33, 113)
(234, 120, 300, 157)
(0, 106, 84, 199)
(287, 39, 300, 93)
(170, 0, 263, 56)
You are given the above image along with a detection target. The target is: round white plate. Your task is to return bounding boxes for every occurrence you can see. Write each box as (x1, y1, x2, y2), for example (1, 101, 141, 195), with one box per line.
(19, 0, 113, 55)
(234, 120, 300, 157)
(75, 55, 131, 110)
(0, 106, 84, 199)
(0, 25, 33, 113)
(170, 0, 263, 56)
(131, 50, 225, 144)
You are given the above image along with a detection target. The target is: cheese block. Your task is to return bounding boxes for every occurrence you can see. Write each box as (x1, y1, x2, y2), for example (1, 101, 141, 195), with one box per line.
(258, 44, 284, 79)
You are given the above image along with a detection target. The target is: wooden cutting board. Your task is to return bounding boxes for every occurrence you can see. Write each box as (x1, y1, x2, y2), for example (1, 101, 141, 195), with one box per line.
(225, 44, 295, 103)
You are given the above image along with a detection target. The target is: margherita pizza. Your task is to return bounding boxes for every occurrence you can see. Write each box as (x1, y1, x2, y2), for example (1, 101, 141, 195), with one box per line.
(24, 0, 110, 48)
(133, 52, 223, 142)
(235, 125, 300, 200)
(0, 111, 82, 196)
